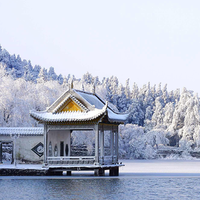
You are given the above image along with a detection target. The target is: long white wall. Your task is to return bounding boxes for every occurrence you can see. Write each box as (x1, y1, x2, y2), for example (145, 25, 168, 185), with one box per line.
(0, 135, 43, 162)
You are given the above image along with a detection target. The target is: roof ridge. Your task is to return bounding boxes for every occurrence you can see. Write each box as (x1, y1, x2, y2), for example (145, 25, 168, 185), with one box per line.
(75, 89, 123, 114)
(47, 89, 70, 112)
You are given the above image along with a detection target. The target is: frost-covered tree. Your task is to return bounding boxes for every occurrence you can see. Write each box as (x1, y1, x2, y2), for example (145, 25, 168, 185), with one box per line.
(163, 102, 175, 128)
(131, 82, 139, 100)
(105, 76, 119, 106)
(194, 125, 200, 148)
(143, 82, 154, 109)
(119, 124, 146, 159)
(37, 68, 48, 83)
(162, 84, 170, 105)
(179, 94, 200, 144)
(24, 61, 34, 81)
(125, 79, 131, 99)
(144, 106, 154, 132)
(82, 72, 94, 85)
(48, 67, 57, 81)
(57, 74, 64, 85)
(151, 97, 164, 128)
(146, 129, 169, 149)
(127, 99, 144, 126)
(117, 84, 127, 112)
(169, 88, 190, 132)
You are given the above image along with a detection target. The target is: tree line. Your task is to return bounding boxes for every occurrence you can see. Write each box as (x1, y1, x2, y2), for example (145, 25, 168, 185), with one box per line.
(1, 46, 200, 158)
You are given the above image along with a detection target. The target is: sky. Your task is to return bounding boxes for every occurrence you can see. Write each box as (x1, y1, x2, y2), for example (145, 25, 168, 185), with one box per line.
(0, 0, 200, 94)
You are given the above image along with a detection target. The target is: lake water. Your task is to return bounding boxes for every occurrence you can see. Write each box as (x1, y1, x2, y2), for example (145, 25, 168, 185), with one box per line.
(1, 176, 200, 200)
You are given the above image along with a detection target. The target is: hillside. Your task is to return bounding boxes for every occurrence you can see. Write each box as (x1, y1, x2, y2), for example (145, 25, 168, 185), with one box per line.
(1, 46, 200, 159)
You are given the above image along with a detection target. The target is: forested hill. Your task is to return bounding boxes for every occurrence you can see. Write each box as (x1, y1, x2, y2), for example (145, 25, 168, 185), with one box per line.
(0, 45, 65, 84)
(1, 45, 200, 158)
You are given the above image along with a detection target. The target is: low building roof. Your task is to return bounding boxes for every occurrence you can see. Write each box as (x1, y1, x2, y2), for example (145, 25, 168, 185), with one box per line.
(0, 127, 43, 136)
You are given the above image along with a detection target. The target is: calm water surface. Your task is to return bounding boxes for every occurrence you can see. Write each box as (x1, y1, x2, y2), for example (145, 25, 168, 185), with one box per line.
(1, 177, 200, 200)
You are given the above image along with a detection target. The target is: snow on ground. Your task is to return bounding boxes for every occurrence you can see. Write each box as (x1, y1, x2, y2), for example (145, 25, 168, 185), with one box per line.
(119, 159, 200, 174)
(0, 163, 43, 170)
(2, 160, 200, 177)
(1, 159, 200, 173)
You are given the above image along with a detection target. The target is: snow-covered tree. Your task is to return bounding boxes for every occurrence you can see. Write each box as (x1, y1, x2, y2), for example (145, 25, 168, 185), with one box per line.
(48, 67, 57, 81)
(37, 68, 48, 83)
(151, 97, 164, 128)
(163, 102, 175, 128)
(105, 76, 119, 106)
(131, 82, 139, 100)
(117, 84, 127, 112)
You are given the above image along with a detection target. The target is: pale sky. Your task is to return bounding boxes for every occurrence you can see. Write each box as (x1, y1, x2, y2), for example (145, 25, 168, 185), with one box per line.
(0, 0, 200, 94)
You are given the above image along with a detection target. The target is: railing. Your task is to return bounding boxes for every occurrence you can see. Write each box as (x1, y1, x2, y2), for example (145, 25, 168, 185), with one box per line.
(47, 156, 95, 165)
(100, 155, 117, 165)
(47, 155, 118, 165)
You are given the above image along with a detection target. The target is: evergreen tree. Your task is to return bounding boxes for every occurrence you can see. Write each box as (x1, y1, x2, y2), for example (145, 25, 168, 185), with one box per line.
(82, 72, 94, 84)
(162, 84, 170, 105)
(37, 68, 48, 83)
(24, 61, 34, 81)
(131, 82, 139, 100)
(163, 102, 175, 128)
(151, 97, 164, 128)
(106, 76, 119, 106)
(57, 74, 64, 85)
(125, 79, 130, 99)
(48, 67, 57, 81)
(117, 84, 127, 112)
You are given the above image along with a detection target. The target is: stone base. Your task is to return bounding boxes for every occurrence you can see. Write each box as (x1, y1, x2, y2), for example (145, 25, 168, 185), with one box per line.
(94, 168, 105, 176)
(109, 167, 119, 176)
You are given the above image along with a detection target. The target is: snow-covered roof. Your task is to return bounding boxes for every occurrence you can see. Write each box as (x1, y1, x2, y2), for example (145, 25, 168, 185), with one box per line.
(0, 127, 43, 136)
(30, 103, 107, 123)
(30, 89, 129, 124)
(48, 94, 89, 113)
(75, 90, 129, 123)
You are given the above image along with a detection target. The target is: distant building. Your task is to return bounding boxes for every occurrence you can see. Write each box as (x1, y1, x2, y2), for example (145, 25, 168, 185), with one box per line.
(0, 87, 129, 176)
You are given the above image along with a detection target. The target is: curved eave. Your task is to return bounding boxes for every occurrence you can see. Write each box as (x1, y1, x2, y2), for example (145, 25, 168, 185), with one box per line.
(30, 102, 108, 123)
(106, 108, 130, 124)
(107, 114, 130, 124)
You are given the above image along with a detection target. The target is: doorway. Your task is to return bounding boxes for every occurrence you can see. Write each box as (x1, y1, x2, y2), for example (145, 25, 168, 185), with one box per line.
(60, 141, 64, 156)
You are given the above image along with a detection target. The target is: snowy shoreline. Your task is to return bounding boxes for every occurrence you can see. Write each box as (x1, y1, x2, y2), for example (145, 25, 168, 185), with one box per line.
(1, 159, 200, 178)
(120, 159, 200, 174)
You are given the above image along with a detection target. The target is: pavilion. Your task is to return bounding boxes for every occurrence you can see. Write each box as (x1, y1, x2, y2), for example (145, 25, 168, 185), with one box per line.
(30, 86, 129, 176)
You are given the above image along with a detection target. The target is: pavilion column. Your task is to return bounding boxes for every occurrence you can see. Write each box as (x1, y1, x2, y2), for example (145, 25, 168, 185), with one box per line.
(114, 130, 118, 163)
(94, 125, 99, 164)
(43, 123, 47, 166)
(100, 130, 104, 165)
(110, 129, 114, 163)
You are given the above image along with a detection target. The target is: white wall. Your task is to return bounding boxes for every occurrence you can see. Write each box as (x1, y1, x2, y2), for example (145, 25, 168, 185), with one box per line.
(0, 135, 43, 162)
